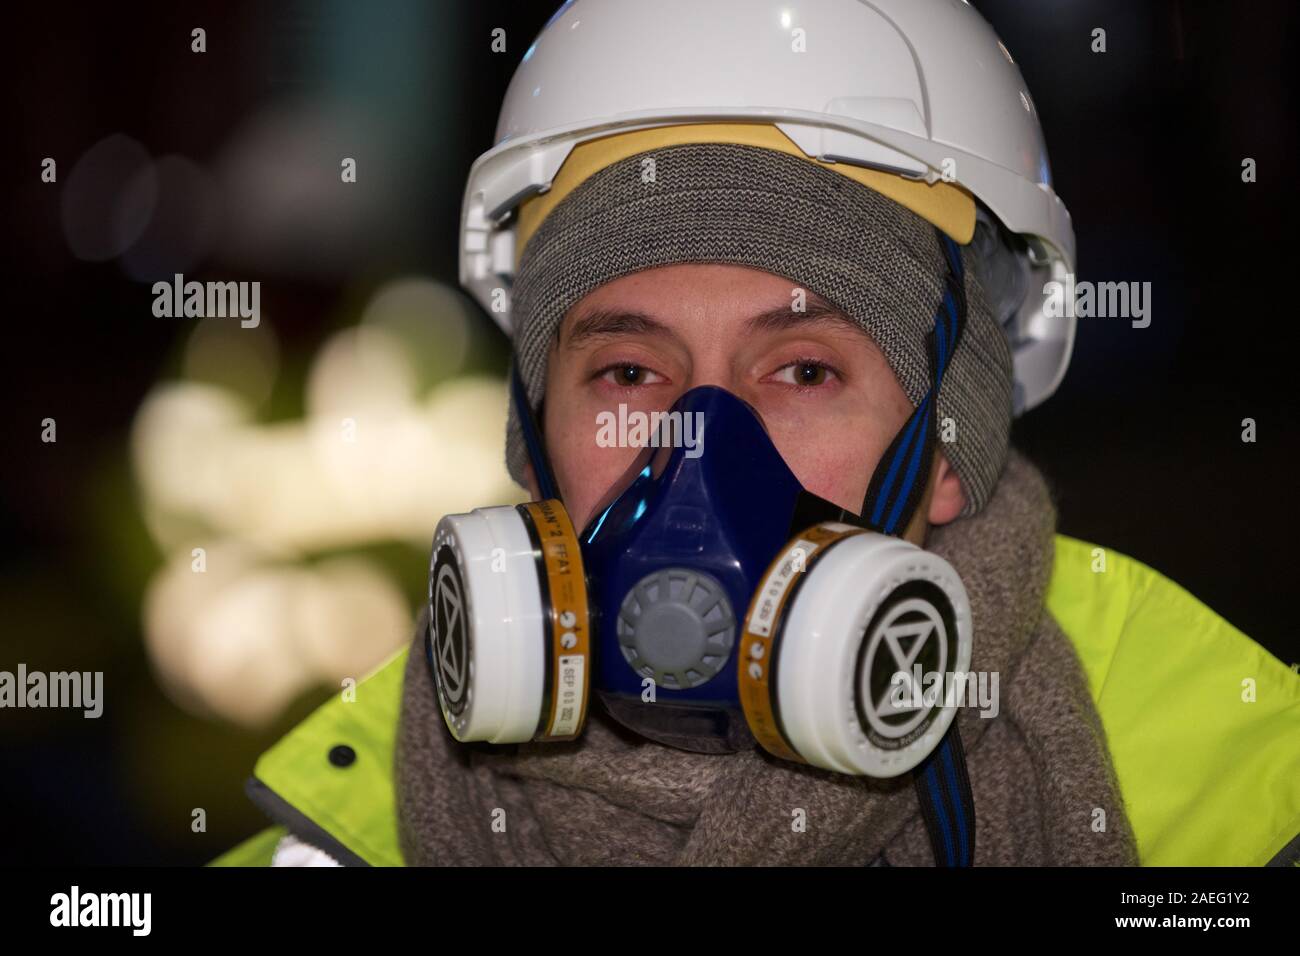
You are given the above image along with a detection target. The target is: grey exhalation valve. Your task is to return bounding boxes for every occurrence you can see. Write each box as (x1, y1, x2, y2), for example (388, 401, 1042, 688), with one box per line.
(616, 568, 736, 690)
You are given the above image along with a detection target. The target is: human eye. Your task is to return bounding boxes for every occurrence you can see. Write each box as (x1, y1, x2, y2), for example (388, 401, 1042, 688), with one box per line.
(593, 362, 665, 389)
(770, 359, 841, 390)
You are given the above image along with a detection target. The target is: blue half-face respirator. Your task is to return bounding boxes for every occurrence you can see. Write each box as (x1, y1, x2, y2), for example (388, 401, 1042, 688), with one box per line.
(427, 233, 980, 863)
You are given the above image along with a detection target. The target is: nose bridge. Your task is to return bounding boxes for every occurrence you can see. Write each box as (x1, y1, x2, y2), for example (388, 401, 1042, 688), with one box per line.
(684, 357, 735, 393)
(681, 354, 757, 422)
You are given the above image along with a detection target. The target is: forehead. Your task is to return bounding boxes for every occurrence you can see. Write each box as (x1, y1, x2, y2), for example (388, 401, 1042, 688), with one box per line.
(557, 262, 866, 345)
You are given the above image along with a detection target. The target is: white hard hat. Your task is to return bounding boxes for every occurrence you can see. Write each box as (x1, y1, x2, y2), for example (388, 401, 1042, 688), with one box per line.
(459, 0, 1076, 413)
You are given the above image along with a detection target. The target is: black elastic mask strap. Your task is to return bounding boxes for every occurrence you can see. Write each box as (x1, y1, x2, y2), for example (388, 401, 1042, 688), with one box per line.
(859, 231, 968, 534)
(511, 363, 560, 501)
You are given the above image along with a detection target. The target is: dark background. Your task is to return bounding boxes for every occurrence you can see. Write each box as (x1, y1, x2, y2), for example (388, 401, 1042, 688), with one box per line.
(1, 1, 1295, 865)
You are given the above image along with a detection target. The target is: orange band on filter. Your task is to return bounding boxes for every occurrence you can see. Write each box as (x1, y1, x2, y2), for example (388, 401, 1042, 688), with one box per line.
(738, 523, 866, 763)
(521, 500, 592, 741)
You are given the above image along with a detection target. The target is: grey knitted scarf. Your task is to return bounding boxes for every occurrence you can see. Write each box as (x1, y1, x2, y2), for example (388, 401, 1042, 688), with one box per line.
(394, 450, 1139, 866)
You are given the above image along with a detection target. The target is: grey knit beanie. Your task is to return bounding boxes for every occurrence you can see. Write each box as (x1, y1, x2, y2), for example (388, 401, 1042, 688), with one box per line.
(504, 142, 1013, 516)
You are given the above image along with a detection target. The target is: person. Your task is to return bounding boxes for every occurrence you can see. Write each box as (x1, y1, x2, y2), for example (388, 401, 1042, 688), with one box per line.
(212, 0, 1299, 868)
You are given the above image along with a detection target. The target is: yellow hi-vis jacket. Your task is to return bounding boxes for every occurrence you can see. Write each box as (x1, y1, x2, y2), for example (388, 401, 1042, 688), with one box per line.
(210, 536, 1300, 867)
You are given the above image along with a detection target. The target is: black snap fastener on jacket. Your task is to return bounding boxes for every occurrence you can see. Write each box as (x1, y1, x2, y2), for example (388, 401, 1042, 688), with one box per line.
(328, 744, 356, 768)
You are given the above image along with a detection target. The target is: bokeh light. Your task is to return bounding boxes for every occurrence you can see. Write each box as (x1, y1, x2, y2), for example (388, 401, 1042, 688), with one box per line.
(130, 276, 520, 726)
(61, 133, 157, 262)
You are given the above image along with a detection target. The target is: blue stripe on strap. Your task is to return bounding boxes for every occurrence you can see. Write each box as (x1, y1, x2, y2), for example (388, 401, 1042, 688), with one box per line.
(941, 738, 970, 866)
(885, 408, 930, 533)
(869, 394, 929, 527)
(943, 235, 963, 276)
(924, 763, 956, 866)
(936, 299, 949, 374)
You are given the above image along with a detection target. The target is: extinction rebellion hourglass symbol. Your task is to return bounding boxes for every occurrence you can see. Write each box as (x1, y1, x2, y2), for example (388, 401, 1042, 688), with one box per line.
(432, 548, 470, 716)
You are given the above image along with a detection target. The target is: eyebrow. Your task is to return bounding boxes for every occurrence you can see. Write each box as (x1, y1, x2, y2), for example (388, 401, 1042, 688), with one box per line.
(561, 292, 865, 348)
(562, 308, 670, 349)
(745, 294, 865, 336)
